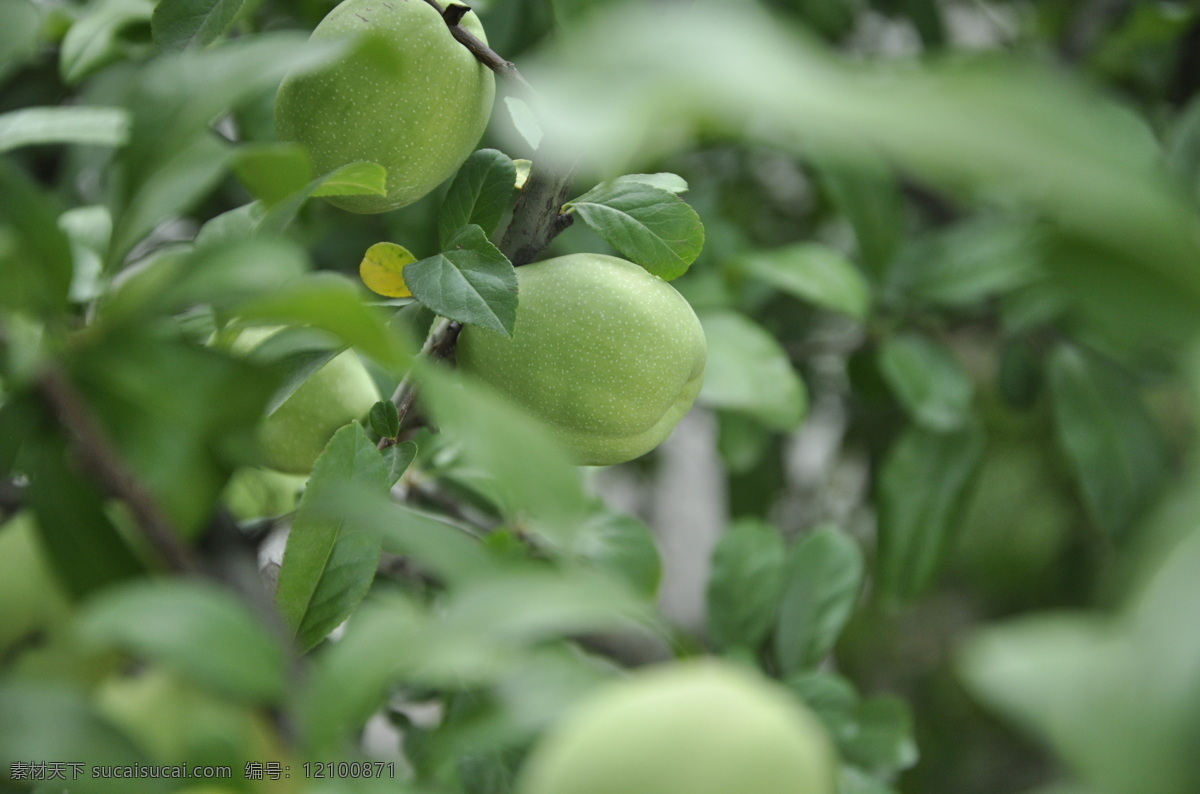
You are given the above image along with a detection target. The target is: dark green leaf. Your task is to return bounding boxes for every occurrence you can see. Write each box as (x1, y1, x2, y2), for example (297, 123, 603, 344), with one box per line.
(60, 0, 154, 84)
(79, 579, 286, 703)
(1048, 345, 1170, 537)
(812, 153, 904, 280)
(841, 697, 919, 776)
(0, 160, 73, 317)
(706, 518, 786, 652)
(438, 148, 517, 246)
(877, 422, 985, 606)
(775, 526, 864, 674)
(565, 181, 704, 281)
(369, 399, 400, 440)
(740, 242, 870, 320)
(382, 441, 417, 487)
(0, 106, 130, 153)
(276, 423, 391, 652)
(877, 333, 974, 431)
(404, 225, 518, 337)
(151, 0, 245, 50)
(697, 311, 807, 430)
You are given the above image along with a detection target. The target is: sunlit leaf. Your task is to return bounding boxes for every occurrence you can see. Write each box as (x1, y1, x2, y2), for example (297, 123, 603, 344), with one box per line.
(359, 242, 417, 299)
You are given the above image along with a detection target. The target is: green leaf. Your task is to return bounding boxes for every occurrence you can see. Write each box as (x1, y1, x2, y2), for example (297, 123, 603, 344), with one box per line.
(840, 766, 901, 794)
(841, 697, 919, 776)
(79, 579, 287, 703)
(740, 242, 870, 320)
(60, 0, 154, 84)
(877, 333, 974, 431)
(151, 0, 245, 50)
(706, 518, 786, 653)
(809, 153, 904, 278)
(369, 399, 400, 439)
(309, 160, 389, 199)
(774, 526, 864, 674)
(0, 106, 130, 153)
(0, 0, 41, 84)
(404, 225, 519, 337)
(787, 670, 859, 731)
(234, 272, 411, 369)
(439, 148, 517, 246)
(565, 181, 704, 281)
(504, 95, 544, 151)
(276, 423, 391, 652)
(0, 160, 73, 317)
(1048, 345, 1170, 537)
(613, 172, 689, 194)
(697, 311, 807, 430)
(230, 143, 312, 206)
(382, 441, 417, 487)
(876, 422, 985, 606)
(572, 510, 662, 599)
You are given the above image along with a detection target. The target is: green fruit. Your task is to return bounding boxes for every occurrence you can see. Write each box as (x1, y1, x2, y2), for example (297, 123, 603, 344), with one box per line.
(456, 254, 707, 466)
(274, 0, 496, 213)
(517, 661, 839, 794)
(220, 467, 308, 520)
(259, 348, 381, 474)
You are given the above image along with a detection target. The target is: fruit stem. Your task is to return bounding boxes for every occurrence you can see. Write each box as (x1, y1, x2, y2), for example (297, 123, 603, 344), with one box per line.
(421, 0, 536, 96)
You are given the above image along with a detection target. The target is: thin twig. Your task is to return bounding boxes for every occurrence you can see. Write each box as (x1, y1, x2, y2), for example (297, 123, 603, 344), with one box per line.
(421, 0, 536, 95)
(35, 367, 201, 574)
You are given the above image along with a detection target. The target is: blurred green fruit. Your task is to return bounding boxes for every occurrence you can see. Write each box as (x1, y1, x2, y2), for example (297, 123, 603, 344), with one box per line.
(0, 512, 72, 656)
(456, 254, 706, 466)
(220, 467, 308, 520)
(274, 0, 496, 213)
(517, 661, 839, 794)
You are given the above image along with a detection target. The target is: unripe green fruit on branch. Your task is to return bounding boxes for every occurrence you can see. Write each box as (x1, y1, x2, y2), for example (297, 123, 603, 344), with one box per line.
(274, 0, 496, 213)
(456, 254, 707, 466)
(516, 661, 839, 794)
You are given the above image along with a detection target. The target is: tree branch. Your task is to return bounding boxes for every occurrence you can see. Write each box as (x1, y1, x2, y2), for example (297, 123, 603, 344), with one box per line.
(35, 367, 201, 574)
(421, 0, 536, 95)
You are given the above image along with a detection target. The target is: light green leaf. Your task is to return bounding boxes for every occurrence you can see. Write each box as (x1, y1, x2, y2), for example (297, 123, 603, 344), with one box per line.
(877, 422, 985, 606)
(152, 0, 245, 50)
(60, 0, 154, 84)
(572, 510, 662, 599)
(740, 242, 870, 320)
(706, 518, 786, 653)
(841, 697, 919, 776)
(309, 160, 389, 198)
(276, 423, 391, 652)
(877, 333, 974, 431)
(0, 0, 41, 83)
(79, 579, 286, 702)
(614, 172, 689, 194)
(774, 526, 864, 674)
(439, 148, 517, 246)
(697, 311, 807, 430)
(231, 143, 312, 206)
(566, 181, 704, 281)
(0, 106, 130, 153)
(1048, 345, 1169, 537)
(404, 225, 518, 337)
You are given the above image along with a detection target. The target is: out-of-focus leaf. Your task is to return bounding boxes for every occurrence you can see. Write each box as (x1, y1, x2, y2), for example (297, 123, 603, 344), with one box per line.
(740, 242, 869, 320)
(404, 225, 518, 337)
(841, 696, 919, 776)
(504, 95, 544, 150)
(840, 766, 901, 794)
(877, 333, 974, 431)
(706, 518, 786, 652)
(697, 311, 807, 430)
(0, 161, 73, 317)
(876, 422, 984, 606)
(565, 181, 704, 281)
(60, 0, 154, 84)
(60, 205, 112, 303)
(0, 0, 41, 83)
(1167, 95, 1200, 205)
(0, 106, 130, 153)
(774, 526, 863, 674)
(151, 0, 245, 50)
(811, 153, 904, 278)
(234, 272, 411, 369)
(79, 579, 286, 703)
(1048, 345, 1169, 537)
(417, 363, 588, 544)
(276, 423, 391, 652)
(572, 510, 662, 598)
(230, 143, 312, 206)
(439, 149, 517, 246)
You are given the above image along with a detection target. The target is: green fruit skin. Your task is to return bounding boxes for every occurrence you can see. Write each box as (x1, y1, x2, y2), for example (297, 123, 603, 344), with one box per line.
(517, 661, 840, 794)
(259, 349, 381, 474)
(274, 0, 496, 214)
(456, 254, 707, 466)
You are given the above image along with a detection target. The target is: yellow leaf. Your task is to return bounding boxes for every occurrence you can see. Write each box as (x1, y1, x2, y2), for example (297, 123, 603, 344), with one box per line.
(359, 242, 417, 298)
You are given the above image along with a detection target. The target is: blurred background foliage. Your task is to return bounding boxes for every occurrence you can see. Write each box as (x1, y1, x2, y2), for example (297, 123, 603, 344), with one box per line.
(4, 1, 1200, 794)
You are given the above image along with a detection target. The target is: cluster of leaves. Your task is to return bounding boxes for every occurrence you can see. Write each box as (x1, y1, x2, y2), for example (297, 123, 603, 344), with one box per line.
(5, 1, 1200, 794)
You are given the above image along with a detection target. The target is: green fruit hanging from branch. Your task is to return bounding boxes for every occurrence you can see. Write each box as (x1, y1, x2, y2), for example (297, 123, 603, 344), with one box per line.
(456, 254, 707, 466)
(274, 0, 496, 214)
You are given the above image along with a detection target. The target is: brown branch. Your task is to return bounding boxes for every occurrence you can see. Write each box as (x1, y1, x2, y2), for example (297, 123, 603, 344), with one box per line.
(35, 367, 201, 574)
(422, 0, 536, 95)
